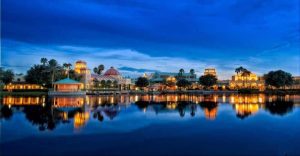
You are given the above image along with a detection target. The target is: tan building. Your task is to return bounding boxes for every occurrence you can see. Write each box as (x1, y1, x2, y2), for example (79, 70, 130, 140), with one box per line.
(2, 96, 46, 106)
(4, 83, 45, 91)
(230, 72, 265, 90)
(290, 76, 300, 89)
(74, 60, 91, 89)
(204, 68, 217, 77)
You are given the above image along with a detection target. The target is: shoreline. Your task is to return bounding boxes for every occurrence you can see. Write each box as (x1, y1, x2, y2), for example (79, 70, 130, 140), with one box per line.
(1, 89, 300, 96)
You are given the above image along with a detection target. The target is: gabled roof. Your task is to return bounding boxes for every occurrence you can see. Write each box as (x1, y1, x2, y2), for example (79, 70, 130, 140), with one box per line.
(54, 78, 81, 84)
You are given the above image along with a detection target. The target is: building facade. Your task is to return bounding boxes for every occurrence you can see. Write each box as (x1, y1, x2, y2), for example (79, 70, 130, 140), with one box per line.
(91, 67, 132, 90)
(4, 83, 45, 91)
(74, 60, 91, 89)
(53, 78, 83, 92)
(230, 72, 265, 90)
(204, 68, 217, 77)
(150, 71, 197, 83)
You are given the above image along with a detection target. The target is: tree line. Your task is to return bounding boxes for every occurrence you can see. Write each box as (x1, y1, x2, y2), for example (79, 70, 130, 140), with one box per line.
(0, 59, 295, 90)
(135, 67, 294, 90)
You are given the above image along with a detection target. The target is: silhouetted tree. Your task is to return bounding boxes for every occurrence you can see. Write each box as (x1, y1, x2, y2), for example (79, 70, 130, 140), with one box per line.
(264, 70, 293, 89)
(0, 68, 14, 84)
(176, 79, 191, 90)
(0, 105, 13, 120)
(265, 99, 294, 116)
(40, 58, 48, 66)
(135, 77, 149, 89)
(199, 74, 217, 89)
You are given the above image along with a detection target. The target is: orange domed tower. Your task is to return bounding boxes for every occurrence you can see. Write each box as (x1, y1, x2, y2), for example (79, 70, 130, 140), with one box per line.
(75, 60, 89, 74)
(103, 67, 121, 79)
(74, 60, 91, 89)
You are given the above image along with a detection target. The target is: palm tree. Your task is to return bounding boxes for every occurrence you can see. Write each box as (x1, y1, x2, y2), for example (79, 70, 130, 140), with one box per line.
(40, 58, 48, 66)
(241, 69, 251, 88)
(98, 64, 104, 75)
(178, 68, 185, 77)
(48, 59, 58, 84)
(235, 66, 245, 74)
(63, 63, 72, 78)
(190, 69, 195, 75)
(190, 69, 195, 78)
(93, 65, 105, 75)
(93, 67, 98, 74)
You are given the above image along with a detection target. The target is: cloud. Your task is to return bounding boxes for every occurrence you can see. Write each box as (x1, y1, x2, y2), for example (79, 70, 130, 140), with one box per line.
(2, 40, 299, 80)
(2, 0, 299, 57)
(118, 67, 159, 73)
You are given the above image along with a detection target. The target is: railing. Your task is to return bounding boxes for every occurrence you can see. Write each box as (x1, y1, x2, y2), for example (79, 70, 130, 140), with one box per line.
(48, 91, 86, 96)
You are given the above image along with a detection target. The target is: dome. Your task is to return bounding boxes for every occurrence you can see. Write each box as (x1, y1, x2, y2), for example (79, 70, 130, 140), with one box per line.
(75, 60, 87, 64)
(104, 67, 120, 76)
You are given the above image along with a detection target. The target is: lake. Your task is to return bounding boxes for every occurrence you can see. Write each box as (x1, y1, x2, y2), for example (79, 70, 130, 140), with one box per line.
(1, 94, 300, 155)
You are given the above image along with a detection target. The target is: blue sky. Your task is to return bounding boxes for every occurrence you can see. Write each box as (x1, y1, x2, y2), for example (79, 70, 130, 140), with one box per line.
(1, 0, 299, 79)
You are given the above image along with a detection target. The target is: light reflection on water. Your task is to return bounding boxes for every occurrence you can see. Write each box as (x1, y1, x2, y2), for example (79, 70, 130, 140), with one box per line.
(1, 94, 300, 155)
(1, 94, 299, 131)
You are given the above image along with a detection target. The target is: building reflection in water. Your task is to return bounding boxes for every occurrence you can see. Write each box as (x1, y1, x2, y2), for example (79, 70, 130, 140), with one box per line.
(1, 94, 298, 131)
(52, 96, 89, 129)
(2, 96, 46, 106)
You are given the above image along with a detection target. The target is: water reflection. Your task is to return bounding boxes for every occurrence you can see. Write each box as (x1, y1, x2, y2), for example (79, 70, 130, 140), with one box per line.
(1, 94, 299, 131)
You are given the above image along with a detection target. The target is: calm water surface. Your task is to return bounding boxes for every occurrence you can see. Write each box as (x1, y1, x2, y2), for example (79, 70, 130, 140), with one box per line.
(1, 94, 300, 155)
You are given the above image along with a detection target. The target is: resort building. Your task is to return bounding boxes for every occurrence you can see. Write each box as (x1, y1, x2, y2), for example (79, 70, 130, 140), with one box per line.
(52, 78, 83, 92)
(91, 67, 132, 90)
(13, 74, 26, 82)
(290, 76, 300, 89)
(148, 71, 197, 90)
(150, 71, 197, 83)
(74, 60, 91, 89)
(52, 96, 84, 107)
(216, 80, 230, 90)
(2, 96, 46, 106)
(229, 72, 265, 90)
(4, 83, 46, 91)
(204, 68, 217, 77)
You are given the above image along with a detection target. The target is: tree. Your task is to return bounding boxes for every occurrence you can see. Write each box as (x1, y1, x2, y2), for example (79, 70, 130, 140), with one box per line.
(135, 77, 149, 89)
(176, 79, 191, 90)
(190, 69, 195, 75)
(93, 67, 98, 74)
(63, 63, 72, 78)
(0, 68, 14, 84)
(178, 68, 185, 77)
(25, 58, 65, 87)
(68, 70, 82, 81)
(199, 74, 217, 89)
(264, 70, 293, 89)
(40, 58, 48, 66)
(48, 59, 59, 84)
(98, 65, 104, 74)
(25, 65, 50, 86)
(235, 66, 246, 74)
(93, 64, 105, 75)
(241, 69, 251, 88)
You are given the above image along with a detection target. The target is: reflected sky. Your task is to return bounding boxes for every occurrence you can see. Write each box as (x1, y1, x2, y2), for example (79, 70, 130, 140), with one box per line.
(1, 94, 300, 155)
